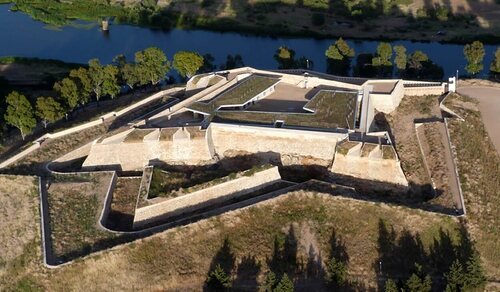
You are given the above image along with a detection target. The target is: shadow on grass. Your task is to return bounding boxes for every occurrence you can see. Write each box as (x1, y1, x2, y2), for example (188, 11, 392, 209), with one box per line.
(374, 218, 474, 291)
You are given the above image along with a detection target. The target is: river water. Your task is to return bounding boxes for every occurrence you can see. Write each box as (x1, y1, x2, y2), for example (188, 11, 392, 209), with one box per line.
(0, 4, 497, 79)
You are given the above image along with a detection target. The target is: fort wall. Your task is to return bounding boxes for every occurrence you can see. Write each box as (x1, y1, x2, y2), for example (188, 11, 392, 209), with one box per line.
(132, 166, 282, 229)
(370, 80, 405, 113)
(331, 143, 408, 186)
(210, 123, 346, 164)
(82, 127, 214, 171)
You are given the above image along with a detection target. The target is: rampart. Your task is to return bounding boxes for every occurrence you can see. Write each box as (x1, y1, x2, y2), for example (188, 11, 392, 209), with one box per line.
(0, 87, 183, 169)
(331, 142, 408, 186)
(82, 126, 214, 171)
(210, 123, 347, 165)
(403, 81, 446, 96)
(132, 166, 282, 229)
(370, 80, 405, 113)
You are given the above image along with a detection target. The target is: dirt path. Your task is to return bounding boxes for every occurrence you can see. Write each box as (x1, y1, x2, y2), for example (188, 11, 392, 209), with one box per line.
(457, 87, 500, 154)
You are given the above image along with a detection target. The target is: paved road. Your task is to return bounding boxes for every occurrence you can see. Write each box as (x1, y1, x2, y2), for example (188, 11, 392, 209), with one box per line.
(457, 86, 500, 153)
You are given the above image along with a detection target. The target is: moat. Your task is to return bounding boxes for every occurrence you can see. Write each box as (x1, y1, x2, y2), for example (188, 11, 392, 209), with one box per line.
(0, 4, 497, 78)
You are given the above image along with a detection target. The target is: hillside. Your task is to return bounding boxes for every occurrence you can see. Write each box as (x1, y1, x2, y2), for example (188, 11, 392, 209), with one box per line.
(2, 0, 499, 42)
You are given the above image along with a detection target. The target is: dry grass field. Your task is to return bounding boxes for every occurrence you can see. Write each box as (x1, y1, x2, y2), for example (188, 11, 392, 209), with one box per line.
(0, 175, 42, 291)
(445, 93, 500, 280)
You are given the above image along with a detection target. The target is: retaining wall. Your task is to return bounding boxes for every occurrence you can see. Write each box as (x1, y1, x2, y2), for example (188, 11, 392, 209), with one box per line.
(132, 166, 282, 229)
(0, 87, 183, 169)
(331, 143, 408, 186)
(82, 127, 214, 171)
(404, 85, 446, 96)
(210, 123, 346, 164)
(370, 80, 405, 113)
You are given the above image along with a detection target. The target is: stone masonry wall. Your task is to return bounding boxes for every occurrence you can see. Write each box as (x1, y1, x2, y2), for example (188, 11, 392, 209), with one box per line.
(133, 166, 282, 229)
(210, 123, 346, 164)
(82, 127, 214, 171)
(331, 146, 408, 186)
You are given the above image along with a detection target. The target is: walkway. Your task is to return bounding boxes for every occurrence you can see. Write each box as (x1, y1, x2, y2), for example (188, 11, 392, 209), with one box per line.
(457, 86, 500, 153)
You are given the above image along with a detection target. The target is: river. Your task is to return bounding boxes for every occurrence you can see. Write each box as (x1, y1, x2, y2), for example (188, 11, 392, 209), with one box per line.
(0, 4, 497, 79)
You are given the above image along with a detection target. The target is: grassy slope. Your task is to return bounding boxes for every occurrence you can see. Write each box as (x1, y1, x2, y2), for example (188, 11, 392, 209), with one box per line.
(445, 93, 500, 279)
(0, 175, 42, 291)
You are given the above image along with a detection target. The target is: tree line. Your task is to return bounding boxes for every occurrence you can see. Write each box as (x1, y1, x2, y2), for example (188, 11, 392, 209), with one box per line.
(275, 38, 500, 80)
(2, 41, 499, 141)
(1, 47, 209, 140)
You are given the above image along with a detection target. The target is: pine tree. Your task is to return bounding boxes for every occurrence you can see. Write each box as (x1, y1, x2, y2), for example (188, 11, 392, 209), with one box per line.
(4, 91, 36, 140)
(463, 252, 486, 291)
(405, 264, 432, 292)
(274, 273, 294, 292)
(260, 271, 277, 292)
(444, 259, 464, 292)
(385, 279, 398, 292)
(206, 264, 231, 291)
(325, 257, 347, 287)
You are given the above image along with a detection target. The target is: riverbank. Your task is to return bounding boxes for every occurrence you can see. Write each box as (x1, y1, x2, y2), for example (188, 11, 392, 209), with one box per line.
(1, 0, 499, 44)
(0, 57, 82, 85)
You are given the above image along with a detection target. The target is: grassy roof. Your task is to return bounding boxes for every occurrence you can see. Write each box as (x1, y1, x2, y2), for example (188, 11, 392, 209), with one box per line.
(187, 75, 279, 115)
(215, 90, 358, 129)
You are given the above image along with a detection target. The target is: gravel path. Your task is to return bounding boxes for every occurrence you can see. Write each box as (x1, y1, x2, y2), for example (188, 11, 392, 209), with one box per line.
(457, 86, 500, 153)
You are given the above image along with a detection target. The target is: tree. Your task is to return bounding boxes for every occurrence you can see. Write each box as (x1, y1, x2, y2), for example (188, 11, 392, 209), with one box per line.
(135, 47, 170, 85)
(101, 65, 120, 99)
(36, 96, 64, 128)
(394, 45, 407, 72)
(260, 271, 277, 292)
(206, 264, 231, 291)
(444, 260, 464, 292)
(385, 279, 398, 292)
(173, 51, 204, 78)
(325, 38, 355, 76)
(274, 273, 294, 292)
(463, 252, 486, 291)
(69, 67, 92, 105)
(408, 51, 429, 71)
(54, 77, 79, 111)
(325, 37, 355, 60)
(274, 46, 297, 69)
(122, 63, 140, 89)
(489, 47, 500, 79)
(325, 257, 347, 287)
(4, 91, 36, 140)
(405, 264, 432, 292)
(372, 42, 393, 66)
(88, 59, 106, 101)
(372, 42, 393, 77)
(221, 54, 245, 70)
(464, 41, 485, 76)
(113, 54, 128, 86)
(200, 53, 216, 73)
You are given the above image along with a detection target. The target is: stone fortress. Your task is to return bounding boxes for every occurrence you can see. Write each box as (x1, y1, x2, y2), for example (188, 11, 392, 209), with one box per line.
(82, 67, 445, 186)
